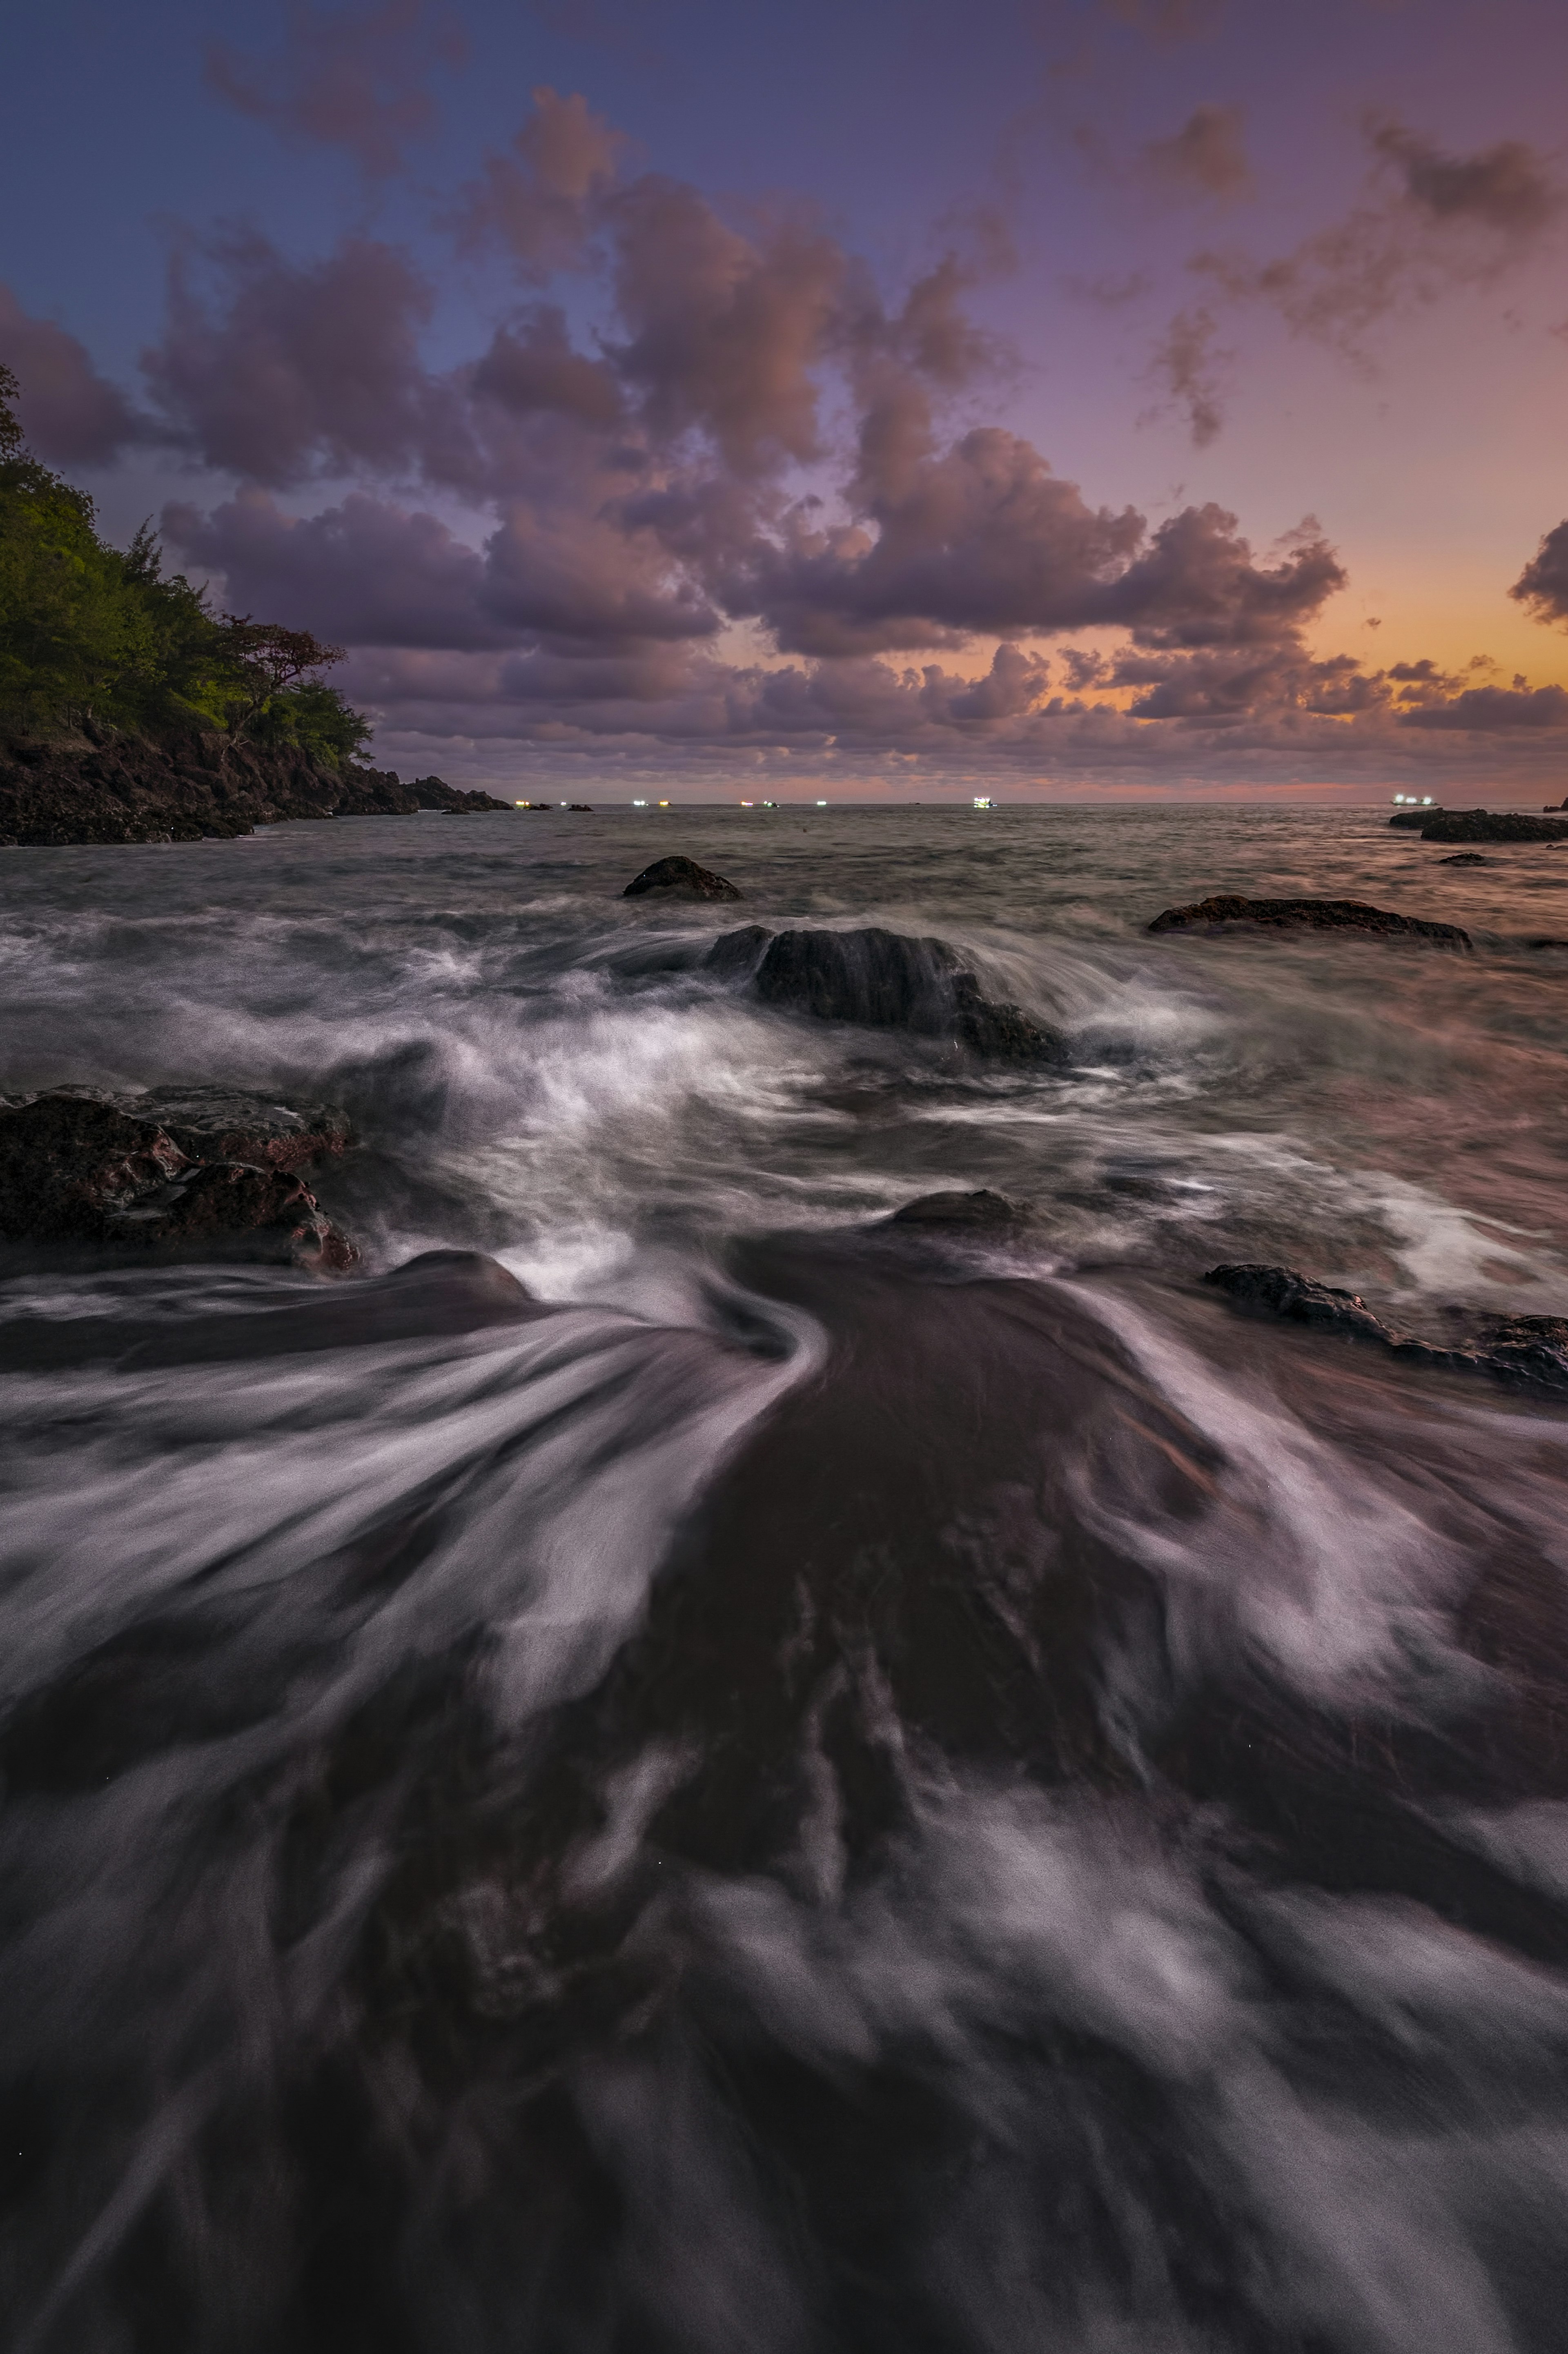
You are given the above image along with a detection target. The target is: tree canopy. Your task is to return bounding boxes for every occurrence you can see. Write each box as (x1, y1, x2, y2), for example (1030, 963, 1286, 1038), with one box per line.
(0, 365, 371, 764)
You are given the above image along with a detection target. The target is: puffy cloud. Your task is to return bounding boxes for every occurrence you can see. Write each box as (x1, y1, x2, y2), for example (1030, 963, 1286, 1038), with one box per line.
(1398, 681, 1568, 730)
(141, 232, 438, 485)
(160, 489, 506, 648)
(1511, 521, 1568, 627)
(446, 87, 624, 274)
(0, 286, 148, 465)
(732, 437, 1339, 659)
(604, 181, 847, 474)
(1143, 105, 1252, 202)
(204, 0, 467, 178)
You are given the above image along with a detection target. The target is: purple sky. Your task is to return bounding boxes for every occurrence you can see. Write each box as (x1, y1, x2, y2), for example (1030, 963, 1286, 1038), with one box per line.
(7, 0, 1568, 799)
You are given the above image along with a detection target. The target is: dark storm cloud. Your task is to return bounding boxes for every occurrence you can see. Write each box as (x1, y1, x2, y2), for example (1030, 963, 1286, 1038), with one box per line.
(204, 0, 467, 179)
(1143, 105, 1252, 201)
(1510, 520, 1568, 627)
(0, 286, 152, 464)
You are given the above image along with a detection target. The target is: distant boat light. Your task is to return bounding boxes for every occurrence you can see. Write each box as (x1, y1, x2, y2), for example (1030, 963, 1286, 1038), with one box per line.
(632, 798, 648, 806)
(973, 796, 993, 810)
(816, 799, 827, 806)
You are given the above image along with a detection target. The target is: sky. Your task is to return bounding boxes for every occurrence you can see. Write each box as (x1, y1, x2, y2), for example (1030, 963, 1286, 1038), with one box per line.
(6, 0, 1568, 800)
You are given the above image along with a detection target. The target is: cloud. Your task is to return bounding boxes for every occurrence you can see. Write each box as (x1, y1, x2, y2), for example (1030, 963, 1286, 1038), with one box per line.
(1397, 681, 1568, 730)
(0, 286, 149, 465)
(160, 489, 506, 648)
(1510, 520, 1568, 627)
(204, 0, 467, 178)
(141, 232, 439, 485)
(1143, 306, 1229, 445)
(446, 86, 625, 275)
(1368, 117, 1558, 235)
(113, 85, 1568, 792)
(1192, 116, 1561, 355)
(1143, 105, 1252, 201)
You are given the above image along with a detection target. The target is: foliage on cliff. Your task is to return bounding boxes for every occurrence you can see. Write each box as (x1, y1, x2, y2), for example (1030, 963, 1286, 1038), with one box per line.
(0, 365, 370, 764)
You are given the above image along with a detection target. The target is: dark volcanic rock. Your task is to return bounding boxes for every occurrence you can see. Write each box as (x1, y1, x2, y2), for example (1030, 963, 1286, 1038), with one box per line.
(1203, 1262, 1568, 1396)
(751, 927, 1068, 1062)
(1148, 894, 1471, 947)
(1388, 807, 1443, 828)
(0, 736, 516, 845)
(1419, 809, 1568, 844)
(1439, 852, 1489, 866)
(0, 1092, 356, 1271)
(623, 856, 742, 901)
(702, 924, 775, 979)
(887, 1189, 1030, 1228)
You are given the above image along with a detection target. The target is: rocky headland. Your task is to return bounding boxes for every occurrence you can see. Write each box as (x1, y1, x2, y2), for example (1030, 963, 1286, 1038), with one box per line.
(0, 733, 514, 846)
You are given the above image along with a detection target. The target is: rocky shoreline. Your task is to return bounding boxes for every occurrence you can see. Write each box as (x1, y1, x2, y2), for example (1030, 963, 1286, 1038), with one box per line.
(0, 731, 514, 845)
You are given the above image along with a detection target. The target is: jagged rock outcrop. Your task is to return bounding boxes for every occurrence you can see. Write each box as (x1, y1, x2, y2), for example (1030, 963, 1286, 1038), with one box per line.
(1388, 807, 1444, 828)
(1418, 810, 1568, 844)
(623, 856, 742, 901)
(1439, 852, 1489, 866)
(1148, 894, 1471, 947)
(0, 1090, 357, 1271)
(706, 924, 1069, 1062)
(1203, 1262, 1568, 1395)
(0, 734, 511, 846)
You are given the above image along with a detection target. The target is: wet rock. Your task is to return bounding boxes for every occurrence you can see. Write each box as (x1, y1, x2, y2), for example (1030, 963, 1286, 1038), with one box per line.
(0, 1091, 357, 1271)
(886, 1189, 1030, 1228)
(751, 926, 1069, 1062)
(1389, 806, 1443, 828)
(623, 856, 742, 902)
(1203, 1262, 1568, 1395)
(702, 924, 775, 979)
(407, 774, 514, 814)
(1419, 810, 1568, 844)
(1148, 894, 1471, 948)
(1439, 852, 1489, 866)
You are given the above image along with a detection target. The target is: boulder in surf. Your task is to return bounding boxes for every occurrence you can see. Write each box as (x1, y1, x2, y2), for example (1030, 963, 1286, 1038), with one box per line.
(623, 856, 742, 901)
(1419, 810, 1568, 844)
(1149, 895, 1471, 947)
(732, 925, 1069, 1063)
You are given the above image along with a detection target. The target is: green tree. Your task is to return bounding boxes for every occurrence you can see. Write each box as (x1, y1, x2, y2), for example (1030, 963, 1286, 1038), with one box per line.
(0, 364, 370, 762)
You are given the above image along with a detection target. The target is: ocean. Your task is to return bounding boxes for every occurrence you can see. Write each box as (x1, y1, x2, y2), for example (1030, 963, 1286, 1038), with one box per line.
(2, 802, 1567, 2351)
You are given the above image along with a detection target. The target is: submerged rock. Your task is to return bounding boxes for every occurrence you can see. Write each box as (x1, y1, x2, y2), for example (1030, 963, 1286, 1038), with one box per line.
(1419, 810, 1568, 844)
(1203, 1261, 1568, 1395)
(886, 1189, 1031, 1228)
(0, 1091, 357, 1271)
(1439, 852, 1490, 866)
(623, 856, 742, 901)
(1149, 894, 1471, 947)
(731, 925, 1068, 1062)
